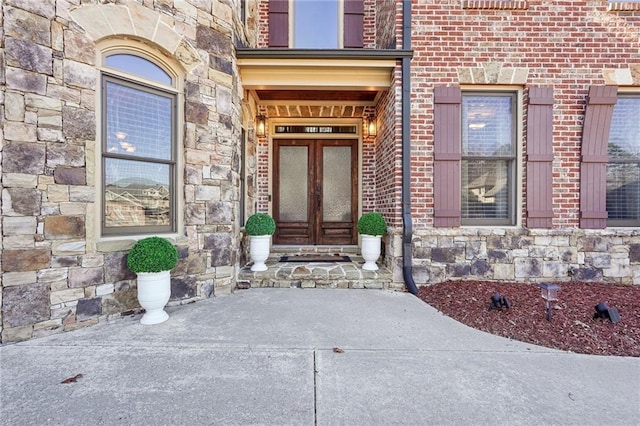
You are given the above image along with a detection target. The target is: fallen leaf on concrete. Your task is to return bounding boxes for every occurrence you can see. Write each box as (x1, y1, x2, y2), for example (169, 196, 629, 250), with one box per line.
(333, 347, 344, 353)
(61, 374, 83, 384)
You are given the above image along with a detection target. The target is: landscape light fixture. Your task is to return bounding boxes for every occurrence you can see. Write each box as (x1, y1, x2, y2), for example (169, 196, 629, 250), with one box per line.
(593, 302, 621, 324)
(256, 115, 266, 138)
(538, 283, 560, 321)
(488, 292, 510, 311)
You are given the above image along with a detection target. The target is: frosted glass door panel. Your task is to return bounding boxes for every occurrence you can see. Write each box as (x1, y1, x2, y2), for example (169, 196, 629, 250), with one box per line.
(323, 146, 352, 221)
(279, 146, 308, 221)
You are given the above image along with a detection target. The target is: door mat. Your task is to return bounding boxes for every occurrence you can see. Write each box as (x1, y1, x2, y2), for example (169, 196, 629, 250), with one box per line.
(279, 255, 352, 263)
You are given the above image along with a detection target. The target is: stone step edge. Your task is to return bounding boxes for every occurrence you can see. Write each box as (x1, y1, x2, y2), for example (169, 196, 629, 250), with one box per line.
(269, 245, 360, 255)
(236, 278, 395, 290)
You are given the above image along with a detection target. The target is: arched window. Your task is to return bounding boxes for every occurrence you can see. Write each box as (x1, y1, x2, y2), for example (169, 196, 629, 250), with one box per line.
(100, 52, 178, 235)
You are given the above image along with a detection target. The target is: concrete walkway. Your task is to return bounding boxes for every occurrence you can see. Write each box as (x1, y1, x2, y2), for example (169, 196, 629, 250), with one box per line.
(1, 288, 638, 425)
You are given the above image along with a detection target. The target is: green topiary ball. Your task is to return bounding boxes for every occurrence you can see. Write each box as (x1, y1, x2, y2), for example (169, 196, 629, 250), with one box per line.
(357, 212, 387, 236)
(127, 237, 178, 273)
(245, 213, 276, 236)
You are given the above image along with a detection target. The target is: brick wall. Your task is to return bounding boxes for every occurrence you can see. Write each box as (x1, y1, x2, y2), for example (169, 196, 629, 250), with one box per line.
(403, 1, 640, 285)
(409, 1, 640, 229)
(373, 73, 403, 228)
(375, 0, 399, 49)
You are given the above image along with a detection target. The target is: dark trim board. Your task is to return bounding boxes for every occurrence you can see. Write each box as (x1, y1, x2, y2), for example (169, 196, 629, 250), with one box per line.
(279, 255, 352, 263)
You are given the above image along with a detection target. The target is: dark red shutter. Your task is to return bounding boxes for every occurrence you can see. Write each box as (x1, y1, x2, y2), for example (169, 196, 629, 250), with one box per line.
(344, 0, 364, 48)
(580, 86, 617, 229)
(433, 87, 462, 227)
(526, 86, 554, 228)
(269, 0, 289, 48)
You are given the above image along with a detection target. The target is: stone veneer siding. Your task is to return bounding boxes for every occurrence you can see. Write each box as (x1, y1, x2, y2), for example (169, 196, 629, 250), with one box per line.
(1, 0, 252, 343)
(408, 229, 640, 286)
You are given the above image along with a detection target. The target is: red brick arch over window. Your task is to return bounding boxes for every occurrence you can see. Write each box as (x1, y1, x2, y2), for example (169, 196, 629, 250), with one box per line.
(580, 85, 618, 229)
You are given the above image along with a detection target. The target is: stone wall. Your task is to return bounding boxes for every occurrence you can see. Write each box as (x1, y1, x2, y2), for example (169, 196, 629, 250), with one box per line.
(1, 0, 249, 343)
(404, 229, 640, 286)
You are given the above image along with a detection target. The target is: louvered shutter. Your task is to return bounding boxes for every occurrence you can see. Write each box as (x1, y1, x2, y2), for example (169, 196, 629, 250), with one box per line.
(269, 0, 289, 48)
(344, 0, 364, 48)
(433, 87, 462, 227)
(526, 86, 554, 228)
(580, 86, 617, 229)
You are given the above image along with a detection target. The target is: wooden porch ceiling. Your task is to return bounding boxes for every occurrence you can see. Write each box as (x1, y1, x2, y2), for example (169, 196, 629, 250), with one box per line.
(238, 54, 396, 118)
(263, 103, 368, 118)
(256, 90, 378, 102)
(254, 90, 378, 118)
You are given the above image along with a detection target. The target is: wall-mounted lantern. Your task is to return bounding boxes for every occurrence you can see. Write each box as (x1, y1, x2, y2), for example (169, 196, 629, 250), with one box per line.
(364, 115, 377, 138)
(256, 115, 266, 138)
(538, 283, 560, 321)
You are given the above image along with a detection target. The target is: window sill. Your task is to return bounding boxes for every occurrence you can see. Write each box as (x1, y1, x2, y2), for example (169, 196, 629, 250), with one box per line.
(608, 2, 640, 11)
(97, 234, 183, 252)
(462, 1, 529, 10)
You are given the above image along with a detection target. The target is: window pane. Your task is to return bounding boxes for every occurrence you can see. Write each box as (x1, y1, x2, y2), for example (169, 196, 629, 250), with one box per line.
(294, 0, 338, 48)
(275, 125, 357, 134)
(278, 146, 309, 222)
(462, 160, 510, 220)
(607, 164, 640, 221)
(104, 158, 171, 229)
(462, 96, 513, 156)
(608, 98, 640, 159)
(105, 81, 173, 161)
(461, 92, 515, 225)
(323, 146, 352, 222)
(105, 54, 172, 85)
(607, 96, 640, 224)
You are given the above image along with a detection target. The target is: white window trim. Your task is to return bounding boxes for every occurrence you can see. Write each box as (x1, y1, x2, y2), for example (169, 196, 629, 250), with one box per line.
(459, 85, 524, 229)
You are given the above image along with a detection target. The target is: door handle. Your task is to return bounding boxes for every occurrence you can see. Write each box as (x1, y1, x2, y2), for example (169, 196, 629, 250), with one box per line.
(316, 185, 321, 208)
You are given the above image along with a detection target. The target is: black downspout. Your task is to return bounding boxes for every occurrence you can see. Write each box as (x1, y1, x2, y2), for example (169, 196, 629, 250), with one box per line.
(401, 0, 419, 295)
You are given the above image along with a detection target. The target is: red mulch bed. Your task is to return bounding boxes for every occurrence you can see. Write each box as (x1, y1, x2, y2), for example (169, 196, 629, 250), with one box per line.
(418, 280, 640, 357)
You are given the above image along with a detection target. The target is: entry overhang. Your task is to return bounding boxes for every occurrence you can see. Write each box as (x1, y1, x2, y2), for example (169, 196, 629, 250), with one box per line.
(237, 48, 412, 104)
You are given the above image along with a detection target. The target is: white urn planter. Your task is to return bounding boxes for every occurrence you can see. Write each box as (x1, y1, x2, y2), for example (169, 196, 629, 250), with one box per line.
(357, 212, 387, 272)
(127, 236, 178, 326)
(250, 235, 271, 272)
(361, 235, 382, 271)
(136, 271, 171, 325)
(245, 213, 276, 272)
